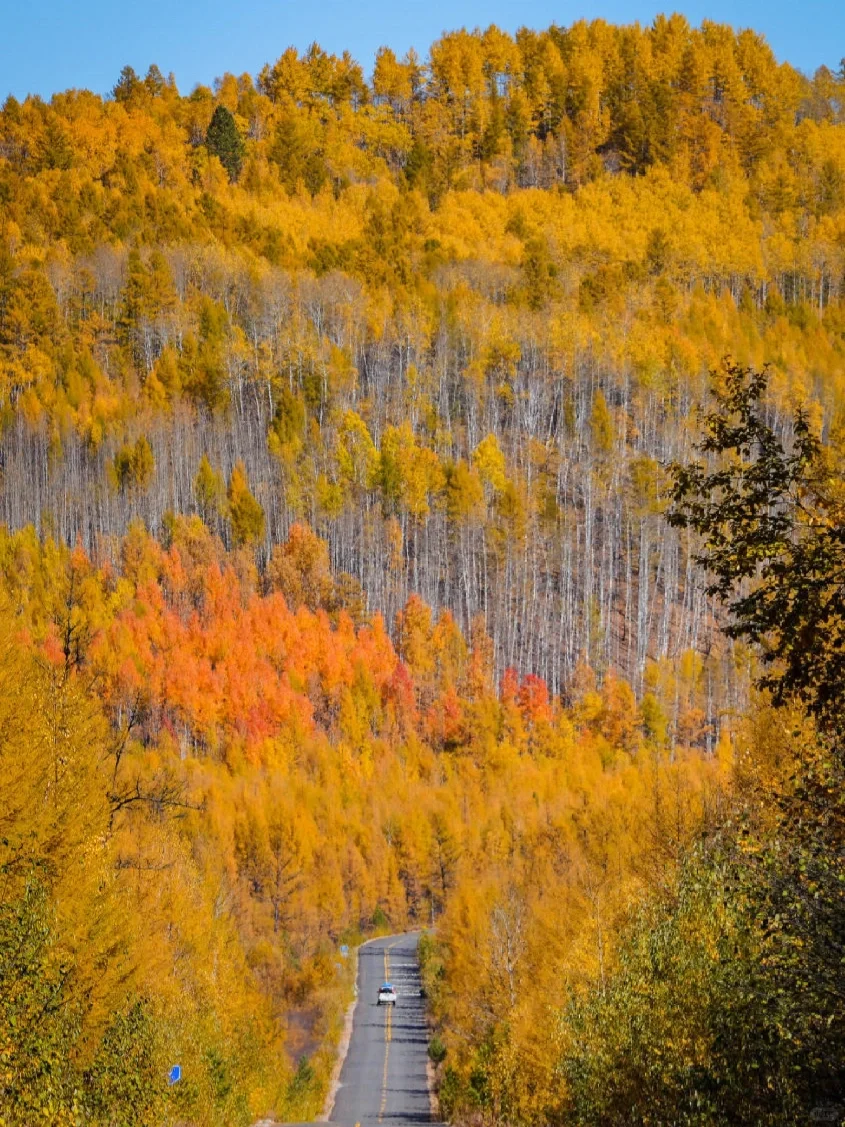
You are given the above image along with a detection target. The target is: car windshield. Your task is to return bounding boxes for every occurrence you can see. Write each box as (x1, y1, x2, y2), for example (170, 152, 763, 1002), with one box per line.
(380, 984, 393, 991)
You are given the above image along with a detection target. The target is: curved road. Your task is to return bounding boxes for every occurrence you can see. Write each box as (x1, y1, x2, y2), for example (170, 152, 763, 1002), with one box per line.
(330, 932, 435, 1127)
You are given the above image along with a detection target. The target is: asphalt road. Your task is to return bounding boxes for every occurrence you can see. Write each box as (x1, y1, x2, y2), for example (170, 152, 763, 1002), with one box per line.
(329, 932, 435, 1127)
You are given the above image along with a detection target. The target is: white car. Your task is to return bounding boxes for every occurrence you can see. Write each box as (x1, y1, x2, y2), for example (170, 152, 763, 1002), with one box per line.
(377, 983, 397, 1006)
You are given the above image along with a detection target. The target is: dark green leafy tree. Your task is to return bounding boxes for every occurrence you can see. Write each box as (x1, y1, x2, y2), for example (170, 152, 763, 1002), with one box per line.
(0, 875, 80, 1121)
(83, 1002, 167, 1126)
(668, 361, 845, 743)
(558, 815, 845, 1125)
(205, 104, 244, 182)
(0, 874, 173, 1126)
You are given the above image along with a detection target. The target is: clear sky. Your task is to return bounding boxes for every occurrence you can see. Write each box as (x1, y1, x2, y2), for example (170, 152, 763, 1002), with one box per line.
(2, 1, 843, 102)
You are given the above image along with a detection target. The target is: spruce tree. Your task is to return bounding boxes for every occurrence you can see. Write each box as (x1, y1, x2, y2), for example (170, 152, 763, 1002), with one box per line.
(112, 65, 143, 104)
(205, 104, 243, 182)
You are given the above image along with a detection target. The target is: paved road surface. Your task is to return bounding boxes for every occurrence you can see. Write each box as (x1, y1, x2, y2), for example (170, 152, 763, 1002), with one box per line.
(330, 932, 434, 1127)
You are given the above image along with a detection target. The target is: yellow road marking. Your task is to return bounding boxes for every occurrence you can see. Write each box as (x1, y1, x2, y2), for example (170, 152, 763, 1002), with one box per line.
(378, 941, 398, 1123)
(379, 1036, 389, 1123)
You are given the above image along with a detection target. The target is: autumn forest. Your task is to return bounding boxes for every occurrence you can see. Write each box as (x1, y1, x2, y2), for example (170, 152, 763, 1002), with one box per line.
(1, 14, 844, 1126)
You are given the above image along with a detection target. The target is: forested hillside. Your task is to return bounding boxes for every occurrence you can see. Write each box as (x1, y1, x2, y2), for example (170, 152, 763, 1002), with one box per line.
(1, 15, 845, 1126)
(0, 517, 726, 1123)
(2, 17, 844, 710)
(424, 365, 845, 1125)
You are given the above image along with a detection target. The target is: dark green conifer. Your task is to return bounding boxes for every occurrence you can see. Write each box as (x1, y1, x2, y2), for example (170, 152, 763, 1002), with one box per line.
(112, 65, 143, 104)
(205, 104, 244, 182)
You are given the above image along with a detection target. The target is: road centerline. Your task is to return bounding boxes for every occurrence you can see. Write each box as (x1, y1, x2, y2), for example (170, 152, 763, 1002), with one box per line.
(379, 940, 398, 1122)
(329, 932, 435, 1127)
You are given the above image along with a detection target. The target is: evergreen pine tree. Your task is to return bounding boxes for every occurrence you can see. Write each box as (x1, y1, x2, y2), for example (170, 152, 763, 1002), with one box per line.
(112, 65, 143, 104)
(205, 104, 243, 182)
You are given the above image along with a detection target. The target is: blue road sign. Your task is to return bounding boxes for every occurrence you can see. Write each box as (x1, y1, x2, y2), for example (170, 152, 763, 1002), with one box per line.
(168, 1065, 181, 1085)
(340, 944, 349, 957)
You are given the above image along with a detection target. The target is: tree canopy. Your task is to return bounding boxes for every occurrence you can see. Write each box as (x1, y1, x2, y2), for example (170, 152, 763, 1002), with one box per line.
(669, 362, 845, 742)
(205, 103, 243, 181)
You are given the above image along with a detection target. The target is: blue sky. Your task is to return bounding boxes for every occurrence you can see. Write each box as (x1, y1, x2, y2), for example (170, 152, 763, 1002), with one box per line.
(2, 1, 842, 101)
